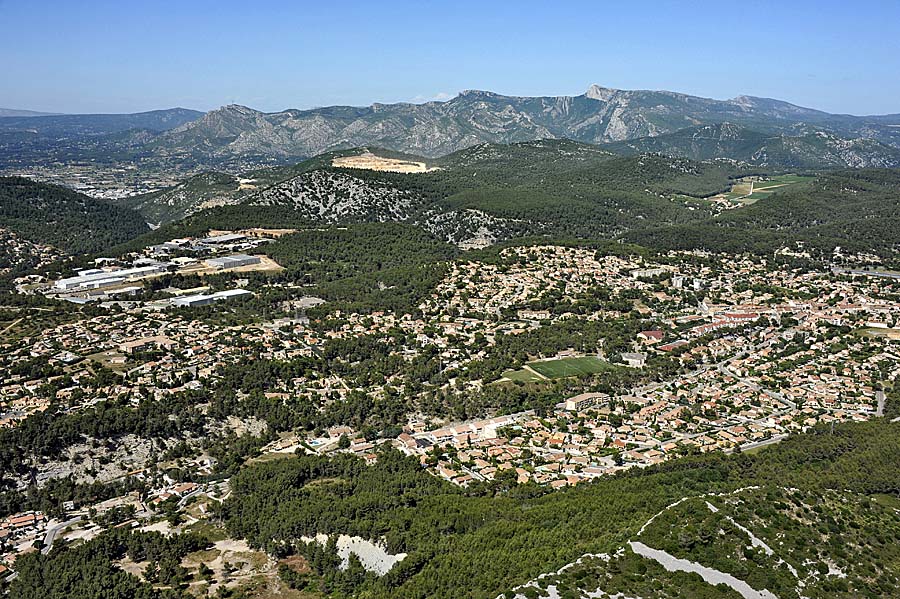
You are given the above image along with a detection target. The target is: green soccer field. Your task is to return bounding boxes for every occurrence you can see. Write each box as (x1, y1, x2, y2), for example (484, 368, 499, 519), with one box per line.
(527, 356, 609, 378)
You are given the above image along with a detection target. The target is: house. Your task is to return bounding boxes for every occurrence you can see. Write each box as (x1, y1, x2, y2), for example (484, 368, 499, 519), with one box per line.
(621, 352, 647, 368)
(658, 340, 689, 352)
(517, 309, 551, 321)
(119, 336, 175, 355)
(638, 330, 664, 344)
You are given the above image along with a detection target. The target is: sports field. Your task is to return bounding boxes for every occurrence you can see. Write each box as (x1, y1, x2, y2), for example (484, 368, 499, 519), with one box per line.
(528, 356, 609, 379)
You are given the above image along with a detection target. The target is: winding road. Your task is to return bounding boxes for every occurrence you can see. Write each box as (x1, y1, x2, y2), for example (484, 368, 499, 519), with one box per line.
(42, 515, 82, 554)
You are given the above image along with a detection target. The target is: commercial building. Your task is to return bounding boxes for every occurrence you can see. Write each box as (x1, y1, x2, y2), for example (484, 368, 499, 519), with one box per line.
(204, 254, 261, 270)
(630, 267, 668, 280)
(172, 288, 253, 308)
(54, 263, 169, 291)
(200, 233, 247, 245)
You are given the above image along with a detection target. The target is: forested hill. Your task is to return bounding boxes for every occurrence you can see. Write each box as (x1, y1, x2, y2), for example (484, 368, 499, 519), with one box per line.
(626, 168, 900, 256)
(120, 142, 900, 260)
(603, 123, 900, 168)
(0, 177, 150, 254)
(12, 419, 900, 598)
(119, 143, 739, 250)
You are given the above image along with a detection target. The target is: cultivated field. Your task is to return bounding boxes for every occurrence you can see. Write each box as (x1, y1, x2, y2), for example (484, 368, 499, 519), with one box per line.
(721, 174, 813, 204)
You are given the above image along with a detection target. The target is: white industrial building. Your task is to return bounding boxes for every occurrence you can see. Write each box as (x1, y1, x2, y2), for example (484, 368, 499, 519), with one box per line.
(55, 263, 170, 291)
(205, 254, 261, 270)
(200, 233, 247, 245)
(172, 288, 253, 308)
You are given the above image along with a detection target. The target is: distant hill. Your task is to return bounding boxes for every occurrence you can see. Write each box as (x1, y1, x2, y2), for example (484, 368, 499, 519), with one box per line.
(0, 177, 149, 254)
(0, 107, 202, 135)
(0, 108, 64, 118)
(603, 123, 900, 168)
(0, 108, 203, 135)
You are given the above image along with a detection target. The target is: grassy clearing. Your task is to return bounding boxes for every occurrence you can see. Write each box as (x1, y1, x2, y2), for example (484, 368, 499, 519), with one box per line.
(185, 520, 230, 542)
(248, 451, 298, 465)
(872, 493, 900, 509)
(755, 174, 813, 187)
(501, 368, 544, 383)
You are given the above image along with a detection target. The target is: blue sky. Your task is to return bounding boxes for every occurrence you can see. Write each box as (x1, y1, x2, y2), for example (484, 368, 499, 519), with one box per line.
(2, 0, 899, 115)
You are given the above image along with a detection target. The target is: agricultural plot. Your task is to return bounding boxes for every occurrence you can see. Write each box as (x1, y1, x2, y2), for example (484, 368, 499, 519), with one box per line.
(719, 174, 814, 205)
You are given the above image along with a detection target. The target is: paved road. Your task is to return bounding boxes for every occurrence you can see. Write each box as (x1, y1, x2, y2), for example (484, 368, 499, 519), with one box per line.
(42, 516, 82, 554)
(0, 317, 23, 336)
(728, 434, 789, 454)
(876, 390, 886, 417)
(177, 489, 204, 509)
(718, 363, 796, 410)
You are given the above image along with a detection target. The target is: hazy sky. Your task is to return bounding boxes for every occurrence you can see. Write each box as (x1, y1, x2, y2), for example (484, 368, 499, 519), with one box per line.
(2, 0, 899, 115)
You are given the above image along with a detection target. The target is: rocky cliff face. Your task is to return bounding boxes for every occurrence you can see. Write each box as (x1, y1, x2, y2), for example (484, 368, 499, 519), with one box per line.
(151, 85, 900, 163)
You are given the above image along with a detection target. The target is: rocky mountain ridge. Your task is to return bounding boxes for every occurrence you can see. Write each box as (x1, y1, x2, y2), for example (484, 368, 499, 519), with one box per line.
(149, 85, 900, 162)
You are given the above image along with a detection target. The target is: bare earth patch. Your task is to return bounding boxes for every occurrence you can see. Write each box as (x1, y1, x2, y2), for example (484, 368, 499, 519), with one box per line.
(332, 152, 438, 173)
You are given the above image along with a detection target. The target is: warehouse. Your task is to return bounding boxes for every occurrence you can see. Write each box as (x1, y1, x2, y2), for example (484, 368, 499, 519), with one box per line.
(172, 288, 254, 308)
(54, 263, 170, 290)
(200, 233, 247, 245)
(205, 254, 261, 270)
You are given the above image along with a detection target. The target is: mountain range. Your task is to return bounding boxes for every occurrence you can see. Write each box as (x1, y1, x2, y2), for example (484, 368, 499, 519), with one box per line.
(2, 85, 900, 171)
(147, 85, 900, 164)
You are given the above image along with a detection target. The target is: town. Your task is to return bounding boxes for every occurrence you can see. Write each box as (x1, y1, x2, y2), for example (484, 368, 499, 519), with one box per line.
(3, 238, 898, 584)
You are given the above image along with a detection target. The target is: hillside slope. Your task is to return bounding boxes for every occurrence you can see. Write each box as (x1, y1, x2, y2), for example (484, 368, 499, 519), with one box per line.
(0, 176, 149, 254)
(626, 168, 900, 255)
(121, 143, 738, 256)
(605, 123, 900, 168)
